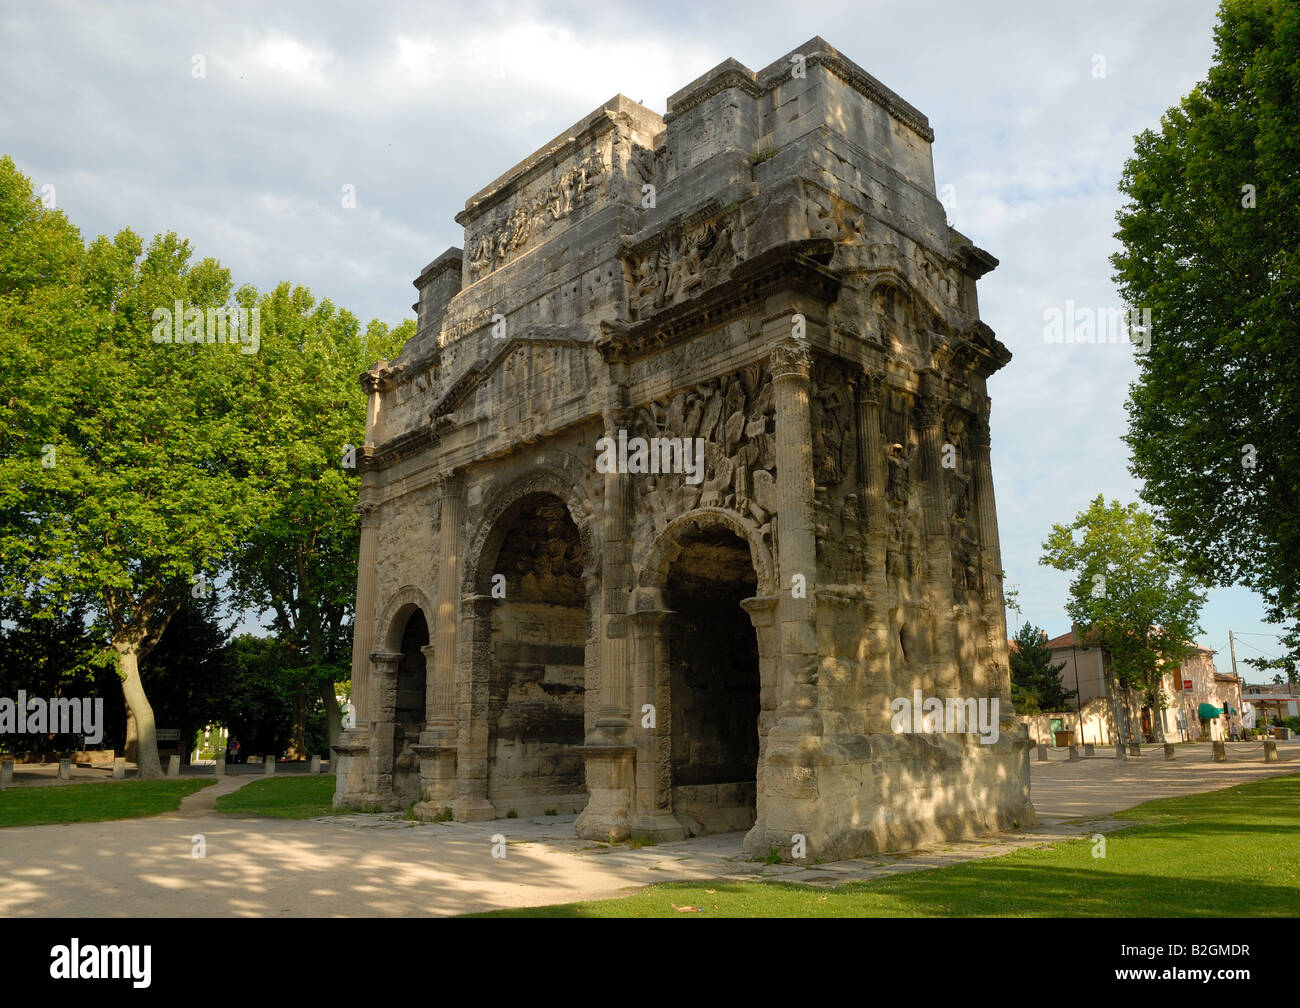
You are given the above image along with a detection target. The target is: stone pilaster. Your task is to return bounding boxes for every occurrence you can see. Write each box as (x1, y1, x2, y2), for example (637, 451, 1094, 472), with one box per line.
(629, 591, 685, 841)
(367, 650, 404, 798)
(455, 593, 497, 821)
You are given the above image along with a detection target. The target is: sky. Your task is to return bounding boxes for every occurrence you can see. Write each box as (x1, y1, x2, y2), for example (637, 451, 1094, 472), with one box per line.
(1, 0, 1288, 677)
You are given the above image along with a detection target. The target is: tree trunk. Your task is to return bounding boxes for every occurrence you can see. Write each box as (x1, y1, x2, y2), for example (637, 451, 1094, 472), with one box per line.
(286, 690, 308, 760)
(125, 706, 138, 763)
(319, 676, 341, 757)
(117, 643, 163, 779)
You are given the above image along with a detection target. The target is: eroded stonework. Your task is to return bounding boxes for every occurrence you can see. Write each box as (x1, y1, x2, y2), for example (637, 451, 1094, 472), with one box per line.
(333, 37, 1035, 860)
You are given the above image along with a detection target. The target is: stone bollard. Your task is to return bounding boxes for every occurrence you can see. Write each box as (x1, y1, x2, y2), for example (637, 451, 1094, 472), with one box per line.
(1115, 742, 1127, 760)
(58, 758, 72, 780)
(1164, 743, 1176, 760)
(1, 758, 12, 787)
(167, 755, 180, 778)
(264, 757, 276, 776)
(1068, 745, 1080, 761)
(1084, 743, 1095, 757)
(1128, 742, 1142, 757)
(1036, 742, 1048, 762)
(1213, 740, 1227, 762)
(1264, 740, 1278, 763)
(310, 756, 321, 774)
(215, 756, 226, 777)
(112, 757, 126, 780)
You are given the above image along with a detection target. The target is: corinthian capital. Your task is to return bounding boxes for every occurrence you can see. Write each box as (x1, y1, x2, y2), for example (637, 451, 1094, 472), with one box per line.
(770, 337, 812, 381)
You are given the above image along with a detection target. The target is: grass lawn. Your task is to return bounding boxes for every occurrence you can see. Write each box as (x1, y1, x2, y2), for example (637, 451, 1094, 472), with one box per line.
(214, 774, 349, 819)
(0, 779, 213, 828)
(471, 773, 1300, 917)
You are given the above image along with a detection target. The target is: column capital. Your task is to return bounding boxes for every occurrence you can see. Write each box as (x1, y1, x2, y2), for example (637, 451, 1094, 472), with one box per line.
(357, 499, 382, 528)
(432, 470, 464, 495)
(770, 337, 812, 381)
(913, 391, 943, 429)
(369, 650, 405, 672)
(851, 369, 883, 405)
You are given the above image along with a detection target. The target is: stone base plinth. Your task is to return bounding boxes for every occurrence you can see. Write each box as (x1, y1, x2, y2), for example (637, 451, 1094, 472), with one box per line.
(743, 725, 1036, 862)
(574, 745, 634, 842)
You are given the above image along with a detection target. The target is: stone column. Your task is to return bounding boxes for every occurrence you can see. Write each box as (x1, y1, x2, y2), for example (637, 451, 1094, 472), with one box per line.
(628, 588, 684, 842)
(854, 370, 887, 569)
(852, 369, 893, 715)
(367, 650, 404, 799)
(455, 593, 497, 821)
(430, 473, 464, 743)
(970, 407, 1011, 710)
(770, 336, 818, 728)
(597, 404, 633, 737)
(349, 494, 381, 728)
(739, 594, 780, 858)
(915, 374, 957, 690)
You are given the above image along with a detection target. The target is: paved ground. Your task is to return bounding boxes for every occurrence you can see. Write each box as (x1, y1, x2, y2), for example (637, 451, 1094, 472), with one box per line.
(0, 742, 1295, 916)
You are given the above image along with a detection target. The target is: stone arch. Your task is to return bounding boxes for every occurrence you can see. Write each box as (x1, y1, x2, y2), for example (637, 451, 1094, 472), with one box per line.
(375, 584, 437, 655)
(461, 452, 598, 598)
(457, 451, 599, 819)
(637, 507, 776, 597)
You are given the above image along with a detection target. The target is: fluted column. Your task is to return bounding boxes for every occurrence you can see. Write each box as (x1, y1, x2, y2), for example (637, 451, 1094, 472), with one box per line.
(915, 373, 957, 689)
(770, 337, 818, 724)
(350, 492, 381, 728)
(432, 473, 464, 740)
(854, 370, 888, 584)
(597, 403, 633, 735)
(970, 407, 1012, 710)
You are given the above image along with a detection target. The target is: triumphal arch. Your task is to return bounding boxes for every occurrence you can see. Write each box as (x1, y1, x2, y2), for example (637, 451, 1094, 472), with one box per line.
(333, 38, 1035, 860)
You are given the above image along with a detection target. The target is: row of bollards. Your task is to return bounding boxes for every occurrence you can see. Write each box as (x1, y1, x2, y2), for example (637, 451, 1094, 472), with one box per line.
(1034, 740, 1282, 764)
(0, 753, 326, 787)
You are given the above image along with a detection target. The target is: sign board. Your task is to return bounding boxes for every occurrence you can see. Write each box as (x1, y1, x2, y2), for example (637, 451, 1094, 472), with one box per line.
(155, 728, 180, 743)
(1183, 680, 1193, 690)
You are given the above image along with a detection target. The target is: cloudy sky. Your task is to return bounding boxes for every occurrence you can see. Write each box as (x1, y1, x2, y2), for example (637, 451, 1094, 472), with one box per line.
(2, 0, 1286, 673)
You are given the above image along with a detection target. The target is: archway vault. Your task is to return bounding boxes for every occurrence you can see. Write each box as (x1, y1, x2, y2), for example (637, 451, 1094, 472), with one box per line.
(462, 455, 599, 599)
(374, 584, 437, 655)
(636, 507, 777, 598)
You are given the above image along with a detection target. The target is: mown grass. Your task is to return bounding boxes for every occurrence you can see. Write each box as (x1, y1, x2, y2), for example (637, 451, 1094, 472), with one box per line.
(470, 774, 1300, 917)
(0, 779, 213, 828)
(213, 774, 349, 819)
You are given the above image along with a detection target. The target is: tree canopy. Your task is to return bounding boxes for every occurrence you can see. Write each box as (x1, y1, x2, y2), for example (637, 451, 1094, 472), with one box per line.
(1112, 0, 1300, 661)
(1040, 496, 1206, 735)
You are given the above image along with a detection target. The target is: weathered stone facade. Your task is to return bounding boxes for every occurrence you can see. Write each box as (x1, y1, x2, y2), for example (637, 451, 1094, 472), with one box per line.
(333, 37, 1035, 860)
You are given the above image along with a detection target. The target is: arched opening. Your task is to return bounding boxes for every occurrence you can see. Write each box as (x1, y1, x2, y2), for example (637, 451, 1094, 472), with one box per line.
(666, 526, 760, 835)
(393, 609, 429, 802)
(485, 492, 588, 815)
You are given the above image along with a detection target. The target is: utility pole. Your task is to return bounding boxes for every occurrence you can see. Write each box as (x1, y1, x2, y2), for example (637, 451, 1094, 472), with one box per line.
(1228, 630, 1240, 679)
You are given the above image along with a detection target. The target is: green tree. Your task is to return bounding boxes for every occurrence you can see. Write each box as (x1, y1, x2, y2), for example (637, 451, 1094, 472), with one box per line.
(1040, 496, 1207, 741)
(1111, 0, 1300, 667)
(225, 284, 411, 758)
(1009, 621, 1075, 714)
(0, 155, 266, 777)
